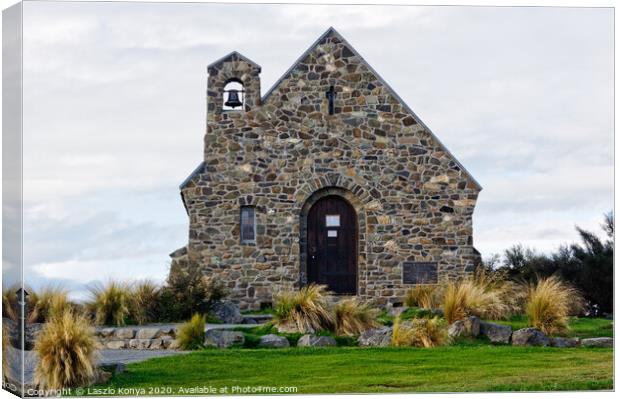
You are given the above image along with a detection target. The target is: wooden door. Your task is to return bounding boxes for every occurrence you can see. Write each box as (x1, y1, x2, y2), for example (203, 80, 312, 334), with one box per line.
(307, 196, 357, 294)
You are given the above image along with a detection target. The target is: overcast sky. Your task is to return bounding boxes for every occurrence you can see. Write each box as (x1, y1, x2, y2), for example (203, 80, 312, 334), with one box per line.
(8, 2, 614, 299)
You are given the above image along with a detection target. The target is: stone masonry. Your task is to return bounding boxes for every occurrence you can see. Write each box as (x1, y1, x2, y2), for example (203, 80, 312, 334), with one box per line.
(171, 27, 482, 310)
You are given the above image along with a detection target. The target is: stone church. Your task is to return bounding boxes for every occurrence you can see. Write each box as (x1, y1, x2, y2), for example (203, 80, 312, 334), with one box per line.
(170, 27, 482, 310)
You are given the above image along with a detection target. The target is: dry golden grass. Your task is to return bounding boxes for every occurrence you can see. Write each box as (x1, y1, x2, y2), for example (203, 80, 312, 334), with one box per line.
(404, 285, 442, 309)
(391, 316, 448, 347)
(34, 310, 99, 389)
(333, 298, 380, 336)
(129, 280, 160, 325)
(87, 281, 131, 326)
(2, 324, 10, 382)
(2, 286, 18, 321)
(525, 276, 583, 335)
(28, 286, 72, 323)
(273, 284, 334, 333)
(442, 270, 522, 324)
(176, 313, 206, 350)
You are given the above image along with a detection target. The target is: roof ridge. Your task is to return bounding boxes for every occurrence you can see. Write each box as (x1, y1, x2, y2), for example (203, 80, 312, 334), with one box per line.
(207, 50, 261, 72)
(260, 27, 482, 190)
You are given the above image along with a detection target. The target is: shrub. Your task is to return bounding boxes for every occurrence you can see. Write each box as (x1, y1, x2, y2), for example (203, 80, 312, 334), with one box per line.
(34, 310, 98, 389)
(391, 316, 448, 348)
(28, 286, 72, 323)
(404, 285, 442, 309)
(273, 284, 334, 333)
(129, 280, 160, 325)
(87, 281, 131, 326)
(525, 276, 583, 335)
(176, 313, 206, 350)
(442, 271, 521, 324)
(165, 260, 229, 320)
(333, 298, 380, 336)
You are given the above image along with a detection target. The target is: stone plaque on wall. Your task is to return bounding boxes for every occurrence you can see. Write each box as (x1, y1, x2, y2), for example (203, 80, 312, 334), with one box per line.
(403, 262, 438, 284)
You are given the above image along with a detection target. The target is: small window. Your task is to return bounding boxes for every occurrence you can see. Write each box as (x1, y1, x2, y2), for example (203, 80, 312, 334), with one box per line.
(240, 206, 256, 244)
(325, 215, 340, 227)
(223, 80, 245, 111)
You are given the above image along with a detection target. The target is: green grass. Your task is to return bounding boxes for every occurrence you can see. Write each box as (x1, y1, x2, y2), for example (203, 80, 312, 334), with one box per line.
(92, 346, 612, 394)
(489, 316, 612, 338)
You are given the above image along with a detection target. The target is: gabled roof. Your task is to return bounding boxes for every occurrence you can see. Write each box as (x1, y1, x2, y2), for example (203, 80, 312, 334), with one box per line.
(207, 51, 261, 72)
(262, 27, 482, 191)
(179, 161, 205, 190)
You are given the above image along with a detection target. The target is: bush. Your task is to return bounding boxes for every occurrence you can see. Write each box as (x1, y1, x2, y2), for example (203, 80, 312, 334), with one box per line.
(28, 286, 72, 323)
(404, 285, 442, 309)
(391, 316, 448, 348)
(129, 280, 160, 325)
(87, 281, 131, 326)
(164, 260, 229, 321)
(34, 310, 99, 389)
(333, 298, 380, 336)
(2, 286, 18, 321)
(273, 284, 334, 333)
(525, 276, 583, 335)
(442, 271, 521, 324)
(176, 313, 206, 350)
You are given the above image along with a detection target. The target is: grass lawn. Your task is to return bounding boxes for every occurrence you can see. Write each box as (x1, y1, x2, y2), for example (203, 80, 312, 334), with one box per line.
(92, 345, 612, 394)
(489, 316, 613, 338)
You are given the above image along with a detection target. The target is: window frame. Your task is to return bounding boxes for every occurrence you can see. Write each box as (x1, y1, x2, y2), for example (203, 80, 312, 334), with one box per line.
(240, 206, 257, 245)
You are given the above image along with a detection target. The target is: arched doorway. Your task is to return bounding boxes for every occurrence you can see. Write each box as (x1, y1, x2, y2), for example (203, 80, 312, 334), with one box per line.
(306, 195, 358, 294)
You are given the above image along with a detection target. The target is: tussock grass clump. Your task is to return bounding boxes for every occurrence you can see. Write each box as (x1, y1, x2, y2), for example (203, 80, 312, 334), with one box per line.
(2, 287, 18, 321)
(273, 284, 334, 333)
(34, 310, 99, 389)
(333, 298, 380, 336)
(176, 313, 206, 350)
(129, 280, 160, 325)
(525, 276, 583, 335)
(28, 286, 72, 323)
(442, 270, 521, 324)
(87, 281, 131, 326)
(391, 316, 448, 348)
(404, 285, 442, 309)
(2, 324, 10, 382)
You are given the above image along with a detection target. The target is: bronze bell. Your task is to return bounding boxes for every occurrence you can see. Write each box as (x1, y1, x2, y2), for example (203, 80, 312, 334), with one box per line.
(225, 89, 243, 108)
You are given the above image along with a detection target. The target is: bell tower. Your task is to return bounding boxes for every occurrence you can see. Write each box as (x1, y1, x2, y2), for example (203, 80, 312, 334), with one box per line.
(206, 51, 261, 119)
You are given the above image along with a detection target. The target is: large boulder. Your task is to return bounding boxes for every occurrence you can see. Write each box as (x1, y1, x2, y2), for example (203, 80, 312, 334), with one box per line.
(114, 328, 136, 340)
(448, 316, 480, 338)
(581, 337, 613, 348)
(511, 328, 550, 347)
(479, 322, 512, 344)
(358, 327, 392, 347)
(549, 337, 580, 348)
(211, 301, 243, 324)
(105, 340, 127, 349)
(258, 334, 290, 348)
(204, 329, 245, 348)
(297, 334, 337, 347)
(136, 328, 163, 340)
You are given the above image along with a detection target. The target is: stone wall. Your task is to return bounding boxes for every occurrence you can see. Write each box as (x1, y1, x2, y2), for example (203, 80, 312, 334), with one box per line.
(175, 29, 481, 310)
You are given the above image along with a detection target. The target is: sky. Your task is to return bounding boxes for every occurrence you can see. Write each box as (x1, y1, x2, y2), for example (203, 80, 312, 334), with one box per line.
(5, 2, 614, 299)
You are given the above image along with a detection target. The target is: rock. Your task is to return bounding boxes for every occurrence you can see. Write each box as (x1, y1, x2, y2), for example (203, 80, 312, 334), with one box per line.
(242, 318, 258, 325)
(258, 334, 290, 348)
(211, 301, 243, 324)
(448, 316, 480, 339)
(128, 339, 151, 349)
(148, 339, 164, 349)
(581, 337, 613, 348)
(114, 328, 135, 340)
(105, 340, 127, 349)
(550, 337, 580, 348)
(97, 328, 115, 338)
(167, 339, 181, 350)
(511, 328, 550, 346)
(161, 338, 176, 349)
(479, 322, 512, 344)
(297, 335, 337, 347)
(204, 330, 245, 348)
(358, 327, 392, 347)
(136, 328, 162, 340)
